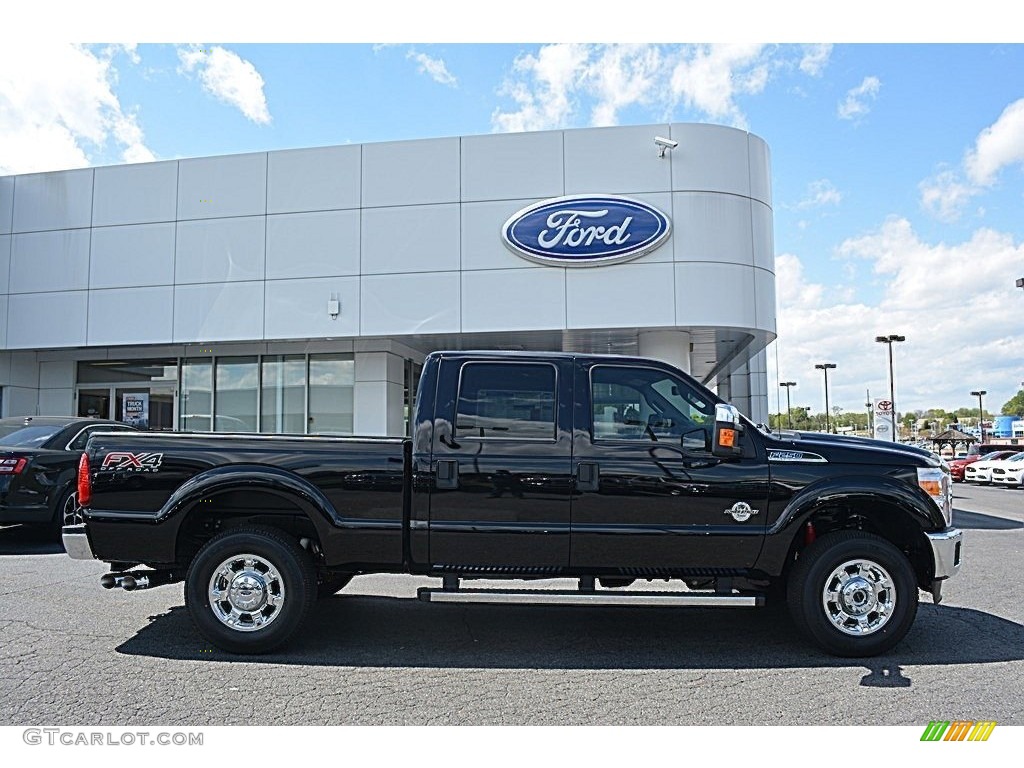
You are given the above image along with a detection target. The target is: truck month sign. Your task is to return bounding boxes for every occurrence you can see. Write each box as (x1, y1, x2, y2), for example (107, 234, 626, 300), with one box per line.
(122, 393, 149, 429)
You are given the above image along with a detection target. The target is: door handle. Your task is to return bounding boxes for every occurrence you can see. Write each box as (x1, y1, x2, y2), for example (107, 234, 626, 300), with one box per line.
(577, 462, 600, 492)
(436, 460, 459, 490)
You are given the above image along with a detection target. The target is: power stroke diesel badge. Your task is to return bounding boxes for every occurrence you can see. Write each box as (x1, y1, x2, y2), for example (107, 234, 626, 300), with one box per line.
(724, 501, 759, 523)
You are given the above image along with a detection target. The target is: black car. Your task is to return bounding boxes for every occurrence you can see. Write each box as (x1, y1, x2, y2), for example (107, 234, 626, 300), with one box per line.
(0, 416, 137, 534)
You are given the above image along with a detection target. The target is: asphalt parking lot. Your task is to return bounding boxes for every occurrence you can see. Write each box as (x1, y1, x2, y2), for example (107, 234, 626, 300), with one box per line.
(1, 483, 1021, 726)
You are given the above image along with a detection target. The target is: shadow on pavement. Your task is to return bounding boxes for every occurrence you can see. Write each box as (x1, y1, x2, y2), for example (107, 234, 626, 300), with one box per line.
(115, 594, 1024, 673)
(952, 509, 1024, 530)
(0, 525, 64, 556)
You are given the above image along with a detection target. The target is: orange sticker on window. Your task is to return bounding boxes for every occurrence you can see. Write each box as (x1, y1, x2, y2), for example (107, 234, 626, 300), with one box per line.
(719, 428, 736, 447)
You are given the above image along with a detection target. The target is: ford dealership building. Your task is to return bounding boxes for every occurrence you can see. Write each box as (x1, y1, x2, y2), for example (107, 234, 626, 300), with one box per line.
(0, 123, 776, 435)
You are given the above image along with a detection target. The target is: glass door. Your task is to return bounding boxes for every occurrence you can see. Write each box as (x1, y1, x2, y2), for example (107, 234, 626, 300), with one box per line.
(77, 389, 111, 419)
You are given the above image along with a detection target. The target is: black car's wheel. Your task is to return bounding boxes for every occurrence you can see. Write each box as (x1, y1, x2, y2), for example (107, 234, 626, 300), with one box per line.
(317, 572, 353, 598)
(787, 530, 918, 657)
(59, 488, 83, 528)
(185, 526, 317, 654)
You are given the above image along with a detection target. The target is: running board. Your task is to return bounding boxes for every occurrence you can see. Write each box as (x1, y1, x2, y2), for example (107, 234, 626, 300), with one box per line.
(417, 587, 763, 608)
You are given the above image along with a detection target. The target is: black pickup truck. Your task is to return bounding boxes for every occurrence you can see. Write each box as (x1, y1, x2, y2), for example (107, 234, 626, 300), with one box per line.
(64, 350, 962, 657)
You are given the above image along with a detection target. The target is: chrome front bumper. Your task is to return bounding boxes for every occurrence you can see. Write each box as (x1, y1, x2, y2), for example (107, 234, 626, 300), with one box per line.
(927, 527, 963, 580)
(62, 524, 95, 561)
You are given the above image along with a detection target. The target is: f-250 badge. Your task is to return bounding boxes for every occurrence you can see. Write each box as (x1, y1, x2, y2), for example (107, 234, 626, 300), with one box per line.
(724, 501, 758, 522)
(100, 451, 164, 472)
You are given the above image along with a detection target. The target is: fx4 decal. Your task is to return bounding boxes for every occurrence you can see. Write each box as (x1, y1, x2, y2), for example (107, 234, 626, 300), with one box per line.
(100, 451, 164, 472)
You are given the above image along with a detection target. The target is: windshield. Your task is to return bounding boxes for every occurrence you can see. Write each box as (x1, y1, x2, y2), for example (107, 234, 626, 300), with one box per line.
(0, 425, 62, 448)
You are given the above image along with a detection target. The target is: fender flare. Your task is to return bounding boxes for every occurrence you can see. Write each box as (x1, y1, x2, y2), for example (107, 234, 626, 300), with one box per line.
(156, 464, 342, 528)
(756, 475, 943, 576)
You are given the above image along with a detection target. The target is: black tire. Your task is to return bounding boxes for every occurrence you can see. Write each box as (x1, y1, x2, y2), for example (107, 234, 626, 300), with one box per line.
(185, 526, 317, 654)
(787, 531, 918, 657)
(57, 487, 82, 529)
(317, 572, 353, 598)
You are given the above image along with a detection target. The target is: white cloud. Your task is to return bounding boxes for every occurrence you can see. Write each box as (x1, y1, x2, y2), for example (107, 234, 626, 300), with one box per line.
(797, 179, 842, 209)
(799, 44, 832, 77)
(407, 50, 457, 87)
(964, 97, 1024, 186)
(837, 76, 881, 121)
(492, 44, 590, 133)
(918, 169, 974, 222)
(771, 219, 1024, 414)
(178, 45, 270, 125)
(492, 44, 814, 133)
(918, 97, 1024, 221)
(668, 44, 768, 128)
(0, 43, 153, 174)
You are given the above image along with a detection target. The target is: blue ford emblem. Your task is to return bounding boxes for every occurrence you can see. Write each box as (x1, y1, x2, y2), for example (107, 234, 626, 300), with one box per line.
(501, 195, 671, 266)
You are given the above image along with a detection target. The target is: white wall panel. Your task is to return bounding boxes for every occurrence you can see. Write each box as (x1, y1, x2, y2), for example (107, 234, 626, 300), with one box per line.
(565, 124, 672, 195)
(748, 135, 772, 206)
(175, 217, 265, 284)
(12, 169, 93, 233)
(266, 210, 359, 279)
(754, 268, 777, 334)
(0, 176, 13, 234)
(461, 131, 563, 202)
(177, 153, 267, 220)
(7, 291, 88, 348)
(672, 192, 754, 266)
(4, 387, 38, 417)
(462, 268, 566, 332)
(362, 138, 459, 207)
(674, 263, 757, 328)
(39, 360, 74, 389)
(90, 223, 175, 289)
(669, 124, 751, 198)
(0, 235, 9, 294)
(361, 272, 460, 335)
(461, 199, 540, 271)
(0, 296, 6, 349)
(264, 277, 359, 339)
(88, 286, 174, 346)
(173, 282, 265, 343)
(267, 145, 360, 214)
(751, 200, 775, 272)
(566, 262, 675, 329)
(10, 229, 90, 293)
(39, 388, 73, 415)
(93, 161, 178, 226)
(361, 204, 460, 274)
(7, 351, 37, 387)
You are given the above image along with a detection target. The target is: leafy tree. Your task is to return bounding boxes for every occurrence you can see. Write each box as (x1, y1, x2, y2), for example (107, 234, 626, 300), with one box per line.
(1002, 390, 1024, 417)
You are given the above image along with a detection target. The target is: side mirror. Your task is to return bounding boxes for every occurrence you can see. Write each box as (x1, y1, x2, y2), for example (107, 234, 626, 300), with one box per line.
(712, 404, 744, 458)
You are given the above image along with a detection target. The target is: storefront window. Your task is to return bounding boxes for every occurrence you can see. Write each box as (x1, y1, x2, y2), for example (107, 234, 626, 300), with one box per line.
(215, 357, 258, 432)
(261, 355, 306, 434)
(180, 359, 212, 432)
(308, 353, 354, 435)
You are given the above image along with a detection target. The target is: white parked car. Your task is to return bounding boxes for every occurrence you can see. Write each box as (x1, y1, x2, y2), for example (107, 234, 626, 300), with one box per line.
(992, 456, 1024, 488)
(965, 451, 1024, 485)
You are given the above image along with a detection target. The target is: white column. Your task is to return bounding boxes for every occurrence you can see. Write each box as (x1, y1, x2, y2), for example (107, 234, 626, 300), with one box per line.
(353, 351, 406, 436)
(746, 349, 770, 426)
(638, 330, 691, 375)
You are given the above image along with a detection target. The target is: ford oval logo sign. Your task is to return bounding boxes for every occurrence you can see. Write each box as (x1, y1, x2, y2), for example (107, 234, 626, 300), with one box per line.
(502, 195, 671, 267)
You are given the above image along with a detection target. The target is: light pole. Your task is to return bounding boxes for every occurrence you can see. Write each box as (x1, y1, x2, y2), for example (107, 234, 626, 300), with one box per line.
(815, 363, 836, 433)
(971, 390, 987, 441)
(875, 334, 905, 442)
(780, 381, 796, 429)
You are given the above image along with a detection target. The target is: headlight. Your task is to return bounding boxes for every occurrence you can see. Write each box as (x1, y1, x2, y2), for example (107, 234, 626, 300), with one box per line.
(918, 467, 952, 525)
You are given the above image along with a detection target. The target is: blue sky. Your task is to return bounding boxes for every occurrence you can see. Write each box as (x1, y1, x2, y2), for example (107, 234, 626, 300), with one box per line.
(2, 17, 1023, 420)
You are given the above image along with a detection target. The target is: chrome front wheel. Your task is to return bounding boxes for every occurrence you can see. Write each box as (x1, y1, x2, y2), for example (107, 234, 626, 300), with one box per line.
(821, 559, 896, 636)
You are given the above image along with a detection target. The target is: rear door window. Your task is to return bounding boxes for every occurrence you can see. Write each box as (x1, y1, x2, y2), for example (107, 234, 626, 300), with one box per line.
(455, 363, 557, 440)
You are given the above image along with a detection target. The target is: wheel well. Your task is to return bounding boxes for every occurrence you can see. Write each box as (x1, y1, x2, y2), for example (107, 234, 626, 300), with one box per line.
(175, 489, 321, 570)
(782, 499, 934, 590)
